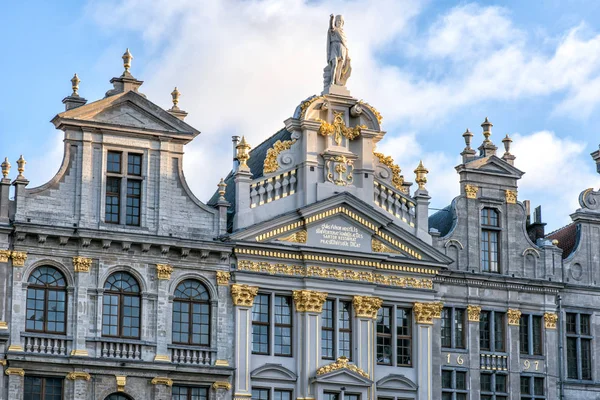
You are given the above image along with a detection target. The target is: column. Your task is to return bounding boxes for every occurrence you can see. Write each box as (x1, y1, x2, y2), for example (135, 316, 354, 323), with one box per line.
(507, 309, 521, 396)
(155, 264, 174, 362)
(466, 305, 481, 400)
(544, 312, 558, 398)
(216, 272, 232, 366)
(413, 302, 442, 400)
(231, 284, 258, 399)
(8, 252, 27, 353)
(0, 250, 11, 331)
(151, 377, 173, 399)
(352, 295, 382, 399)
(67, 372, 91, 400)
(293, 290, 328, 400)
(71, 257, 92, 357)
(5, 368, 24, 400)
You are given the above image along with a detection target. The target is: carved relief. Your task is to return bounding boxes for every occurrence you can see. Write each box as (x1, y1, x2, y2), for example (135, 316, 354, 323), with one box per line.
(156, 264, 173, 280)
(464, 184, 478, 199)
(467, 305, 481, 322)
(216, 271, 230, 286)
(263, 139, 297, 174)
(371, 238, 401, 254)
(10, 251, 27, 267)
(66, 372, 91, 381)
(413, 302, 443, 324)
(293, 290, 328, 313)
(373, 151, 405, 191)
(73, 257, 92, 273)
(544, 312, 558, 329)
(579, 188, 600, 211)
(352, 296, 383, 319)
(5, 368, 24, 377)
(507, 309, 522, 325)
(212, 381, 232, 391)
(0, 250, 10, 263)
(316, 356, 369, 378)
(318, 111, 364, 146)
(505, 190, 517, 204)
(324, 154, 354, 186)
(276, 230, 307, 244)
(151, 377, 173, 386)
(231, 284, 259, 307)
(115, 376, 126, 392)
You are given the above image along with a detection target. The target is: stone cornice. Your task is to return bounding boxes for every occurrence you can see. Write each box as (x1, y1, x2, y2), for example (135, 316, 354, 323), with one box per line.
(435, 274, 562, 294)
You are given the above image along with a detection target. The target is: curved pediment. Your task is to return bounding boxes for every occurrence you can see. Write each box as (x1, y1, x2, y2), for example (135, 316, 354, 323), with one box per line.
(376, 374, 418, 391)
(312, 368, 373, 387)
(251, 364, 297, 382)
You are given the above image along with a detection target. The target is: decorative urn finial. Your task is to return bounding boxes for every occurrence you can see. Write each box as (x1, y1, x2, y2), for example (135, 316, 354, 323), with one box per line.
(171, 87, 180, 110)
(217, 178, 227, 201)
(71, 74, 80, 97)
(481, 117, 493, 142)
(414, 160, 429, 190)
(236, 136, 251, 170)
(122, 48, 133, 74)
(502, 134, 512, 154)
(1, 157, 10, 178)
(16, 155, 26, 179)
(462, 128, 473, 149)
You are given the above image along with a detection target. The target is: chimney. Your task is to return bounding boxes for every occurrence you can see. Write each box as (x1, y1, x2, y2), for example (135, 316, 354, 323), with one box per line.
(592, 146, 600, 174)
(232, 136, 240, 171)
(0, 157, 11, 222)
(526, 205, 546, 243)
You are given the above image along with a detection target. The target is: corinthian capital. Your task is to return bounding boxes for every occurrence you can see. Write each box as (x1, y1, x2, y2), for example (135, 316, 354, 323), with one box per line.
(352, 295, 383, 319)
(231, 284, 259, 307)
(293, 290, 328, 313)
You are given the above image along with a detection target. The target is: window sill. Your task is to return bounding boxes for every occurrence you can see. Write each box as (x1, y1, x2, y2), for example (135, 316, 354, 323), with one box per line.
(168, 344, 216, 352)
(87, 337, 154, 346)
(441, 347, 468, 353)
(21, 332, 72, 340)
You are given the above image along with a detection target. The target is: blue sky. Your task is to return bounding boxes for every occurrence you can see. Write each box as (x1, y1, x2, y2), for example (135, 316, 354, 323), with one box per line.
(1, 0, 600, 232)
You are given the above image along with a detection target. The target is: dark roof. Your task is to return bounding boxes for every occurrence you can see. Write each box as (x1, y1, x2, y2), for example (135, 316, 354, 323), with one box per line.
(207, 128, 293, 232)
(428, 203, 456, 237)
(546, 222, 580, 259)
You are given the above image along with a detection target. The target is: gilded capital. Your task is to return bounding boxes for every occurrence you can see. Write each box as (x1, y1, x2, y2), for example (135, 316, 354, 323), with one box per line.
(151, 377, 173, 386)
(212, 381, 232, 391)
(231, 284, 259, 307)
(156, 264, 173, 280)
(216, 271, 231, 286)
(464, 184, 478, 199)
(292, 290, 328, 313)
(10, 251, 27, 267)
(544, 312, 558, 329)
(115, 375, 126, 392)
(507, 309, 521, 326)
(467, 305, 481, 322)
(66, 372, 91, 381)
(5, 368, 24, 377)
(413, 302, 443, 324)
(352, 295, 383, 319)
(0, 250, 10, 263)
(505, 190, 517, 204)
(73, 256, 92, 273)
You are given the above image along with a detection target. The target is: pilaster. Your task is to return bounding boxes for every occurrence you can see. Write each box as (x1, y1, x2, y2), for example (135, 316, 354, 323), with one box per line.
(8, 254, 26, 353)
(216, 272, 232, 365)
(231, 284, 258, 399)
(71, 257, 92, 357)
(352, 295, 382, 394)
(5, 368, 24, 400)
(507, 309, 521, 397)
(155, 264, 173, 362)
(467, 305, 481, 400)
(544, 312, 558, 398)
(151, 377, 173, 398)
(413, 302, 442, 400)
(67, 372, 91, 400)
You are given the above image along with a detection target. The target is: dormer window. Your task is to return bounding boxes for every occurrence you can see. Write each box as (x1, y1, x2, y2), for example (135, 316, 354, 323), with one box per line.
(105, 150, 143, 226)
(481, 208, 500, 273)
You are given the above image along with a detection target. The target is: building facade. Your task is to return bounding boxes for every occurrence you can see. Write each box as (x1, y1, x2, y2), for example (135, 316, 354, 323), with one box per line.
(1, 21, 600, 400)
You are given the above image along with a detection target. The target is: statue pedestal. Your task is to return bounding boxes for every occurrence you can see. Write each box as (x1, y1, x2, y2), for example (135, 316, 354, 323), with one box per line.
(322, 84, 351, 96)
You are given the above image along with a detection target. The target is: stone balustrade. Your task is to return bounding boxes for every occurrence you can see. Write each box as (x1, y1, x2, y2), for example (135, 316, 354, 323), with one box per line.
(480, 353, 509, 371)
(169, 344, 216, 366)
(22, 333, 70, 356)
(373, 181, 416, 226)
(250, 169, 297, 208)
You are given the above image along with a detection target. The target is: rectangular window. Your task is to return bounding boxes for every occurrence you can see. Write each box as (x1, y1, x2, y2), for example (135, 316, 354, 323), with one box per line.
(274, 390, 292, 400)
(520, 376, 545, 399)
(480, 372, 508, 400)
(520, 314, 543, 355)
(442, 370, 468, 400)
(396, 308, 412, 366)
(172, 386, 209, 400)
(127, 153, 142, 176)
(321, 299, 352, 360)
(322, 299, 334, 359)
(345, 395, 360, 400)
(252, 294, 270, 354)
(323, 393, 340, 400)
(480, 311, 505, 352)
(377, 306, 412, 366)
(126, 180, 141, 226)
(441, 307, 465, 349)
(274, 296, 292, 356)
(339, 301, 352, 359)
(566, 312, 593, 380)
(105, 177, 120, 224)
(377, 306, 392, 365)
(481, 208, 500, 273)
(252, 389, 269, 400)
(107, 151, 121, 173)
(24, 376, 63, 400)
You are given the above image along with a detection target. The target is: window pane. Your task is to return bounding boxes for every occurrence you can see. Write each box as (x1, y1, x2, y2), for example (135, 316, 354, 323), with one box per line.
(252, 295, 270, 354)
(339, 301, 352, 359)
(480, 373, 492, 392)
(495, 374, 506, 392)
(321, 299, 334, 359)
(397, 308, 412, 366)
(127, 153, 142, 176)
(126, 180, 141, 226)
(441, 370, 452, 388)
(107, 151, 121, 173)
(455, 371, 467, 390)
(455, 309, 465, 348)
(520, 315, 530, 354)
(582, 338, 592, 380)
(566, 337, 578, 379)
(494, 312, 505, 352)
(274, 390, 292, 400)
(532, 316, 542, 355)
(534, 377, 544, 395)
(566, 313, 577, 334)
(105, 177, 121, 223)
(480, 311, 490, 351)
(580, 314, 591, 335)
(520, 376, 531, 394)
(274, 296, 292, 356)
(441, 308, 451, 348)
(376, 307, 392, 365)
(252, 389, 269, 400)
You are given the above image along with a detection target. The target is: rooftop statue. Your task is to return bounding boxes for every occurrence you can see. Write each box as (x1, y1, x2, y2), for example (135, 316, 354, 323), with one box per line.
(324, 14, 352, 90)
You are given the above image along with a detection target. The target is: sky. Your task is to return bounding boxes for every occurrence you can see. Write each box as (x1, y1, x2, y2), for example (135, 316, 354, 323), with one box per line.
(1, 0, 600, 232)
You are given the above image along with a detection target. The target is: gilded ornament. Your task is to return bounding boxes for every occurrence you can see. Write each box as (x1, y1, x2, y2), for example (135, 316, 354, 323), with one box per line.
(371, 238, 400, 254)
(73, 256, 92, 273)
(505, 190, 517, 204)
(1, 157, 10, 178)
(10, 251, 27, 267)
(151, 377, 173, 386)
(154, 355, 171, 362)
(507, 309, 521, 325)
(544, 312, 558, 329)
(16, 155, 26, 179)
(5, 368, 24, 377)
(0, 250, 10, 263)
(156, 264, 173, 280)
(373, 151, 405, 191)
(413, 302, 442, 324)
(231, 284, 259, 307)
(217, 178, 227, 201)
(212, 381, 232, 391)
(122, 49, 133, 73)
(464, 184, 478, 199)
(414, 160, 428, 190)
(66, 372, 91, 381)
(352, 296, 383, 319)
(70, 349, 89, 356)
(236, 136, 251, 170)
(115, 375, 126, 392)
(293, 290, 328, 312)
(264, 139, 297, 174)
(71, 74, 80, 96)
(316, 356, 369, 378)
(325, 154, 354, 186)
(359, 101, 383, 124)
(216, 271, 231, 286)
(0, 321, 7, 330)
(171, 87, 180, 109)
(277, 230, 307, 244)
(467, 305, 481, 322)
(298, 95, 323, 119)
(318, 111, 365, 145)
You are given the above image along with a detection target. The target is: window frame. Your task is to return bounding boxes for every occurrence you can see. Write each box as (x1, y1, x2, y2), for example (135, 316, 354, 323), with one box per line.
(566, 312, 593, 381)
(520, 375, 545, 399)
(480, 310, 506, 353)
(23, 375, 64, 400)
(101, 272, 142, 339)
(441, 369, 468, 400)
(252, 294, 270, 355)
(25, 267, 67, 335)
(321, 298, 353, 361)
(274, 295, 293, 357)
(171, 385, 210, 400)
(480, 371, 508, 400)
(520, 314, 543, 356)
(441, 307, 466, 350)
(376, 305, 413, 367)
(104, 149, 144, 227)
(172, 280, 211, 347)
(481, 208, 501, 273)
(251, 387, 294, 400)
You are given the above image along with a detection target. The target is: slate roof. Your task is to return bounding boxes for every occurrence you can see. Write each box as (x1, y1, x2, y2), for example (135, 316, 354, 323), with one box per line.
(546, 222, 580, 259)
(207, 128, 293, 232)
(428, 203, 456, 238)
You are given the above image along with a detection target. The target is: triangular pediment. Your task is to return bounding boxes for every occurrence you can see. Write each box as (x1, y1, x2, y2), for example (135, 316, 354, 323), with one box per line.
(232, 192, 452, 265)
(463, 155, 524, 178)
(313, 368, 373, 386)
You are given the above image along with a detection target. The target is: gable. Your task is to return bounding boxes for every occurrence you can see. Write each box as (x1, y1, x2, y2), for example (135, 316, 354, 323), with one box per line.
(463, 155, 524, 178)
(95, 102, 177, 132)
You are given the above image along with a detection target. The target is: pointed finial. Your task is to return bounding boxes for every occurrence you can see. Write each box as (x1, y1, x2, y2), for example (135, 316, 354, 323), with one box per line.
(462, 128, 473, 149)
(1, 157, 10, 178)
(122, 48, 133, 74)
(171, 87, 180, 109)
(414, 160, 429, 190)
(236, 136, 251, 170)
(502, 134, 512, 154)
(217, 178, 227, 201)
(71, 74, 80, 97)
(481, 117, 493, 142)
(16, 155, 26, 179)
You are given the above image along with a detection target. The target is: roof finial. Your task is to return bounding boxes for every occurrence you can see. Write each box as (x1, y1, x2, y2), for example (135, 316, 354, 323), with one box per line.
(236, 136, 252, 171)
(71, 74, 80, 97)
(1, 158, 10, 179)
(122, 48, 133, 74)
(481, 117, 493, 143)
(171, 87, 180, 110)
(16, 155, 26, 179)
(217, 178, 227, 201)
(414, 160, 429, 191)
(462, 128, 473, 149)
(502, 134, 512, 155)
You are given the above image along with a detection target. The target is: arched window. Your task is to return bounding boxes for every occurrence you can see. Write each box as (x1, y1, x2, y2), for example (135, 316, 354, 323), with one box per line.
(172, 280, 211, 346)
(481, 208, 500, 273)
(102, 272, 141, 338)
(26, 266, 67, 333)
(104, 394, 133, 400)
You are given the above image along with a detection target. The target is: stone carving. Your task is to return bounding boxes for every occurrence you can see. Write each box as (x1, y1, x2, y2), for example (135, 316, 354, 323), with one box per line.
(297, 95, 323, 120)
(373, 152, 405, 191)
(264, 139, 297, 174)
(318, 111, 364, 146)
(579, 188, 600, 211)
(151, 377, 173, 386)
(0, 250, 9, 263)
(544, 312, 558, 329)
(317, 356, 368, 378)
(467, 305, 481, 322)
(156, 264, 173, 280)
(216, 271, 230, 286)
(5, 368, 25, 377)
(73, 256, 92, 273)
(236, 136, 251, 171)
(507, 309, 521, 325)
(352, 295, 383, 319)
(10, 251, 27, 267)
(505, 190, 517, 204)
(414, 161, 428, 191)
(324, 15, 351, 88)
(465, 184, 479, 199)
(115, 375, 126, 392)
(360, 101, 382, 124)
(413, 302, 443, 324)
(371, 238, 401, 254)
(276, 230, 307, 244)
(212, 381, 232, 391)
(231, 284, 259, 307)
(324, 154, 354, 186)
(293, 290, 328, 312)
(66, 372, 91, 381)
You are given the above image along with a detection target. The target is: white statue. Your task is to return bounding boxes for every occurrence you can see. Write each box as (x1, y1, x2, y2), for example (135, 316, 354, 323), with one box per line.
(325, 14, 352, 88)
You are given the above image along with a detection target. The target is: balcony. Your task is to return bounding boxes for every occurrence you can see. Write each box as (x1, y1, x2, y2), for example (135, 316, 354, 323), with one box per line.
(21, 332, 71, 356)
(480, 353, 508, 371)
(169, 344, 216, 366)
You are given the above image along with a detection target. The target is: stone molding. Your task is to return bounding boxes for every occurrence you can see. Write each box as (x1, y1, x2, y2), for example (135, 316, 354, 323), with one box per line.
(467, 305, 481, 322)
(507, 309, 521, 326)
(10, 251, 27, 267)
(70, 349, 89, 357)
(212, 381, 232, 391)
(5, 368, 24, 376)
(73, 256, 92, 273)
(66, 372, 91, 381)
(352, 295, 383, 319)
(413, 302, 443, 325)
(544, 312, 558, 329)
(231, 284, 259, 307)
(292, 290, 328, 313)
(156, 264, 173, 280)
(216, 271, 231, 286)
(151, 377, 173, 386)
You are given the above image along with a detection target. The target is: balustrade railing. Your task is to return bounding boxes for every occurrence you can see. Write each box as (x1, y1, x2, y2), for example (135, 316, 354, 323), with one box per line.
(250, 169, 297, 208)
(373, 181, 416, 226)
(480, 353, 508, 371)
(23, 334, 70, 356)
(98, 340, 144, 360)
(169, 345, 216, 366)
